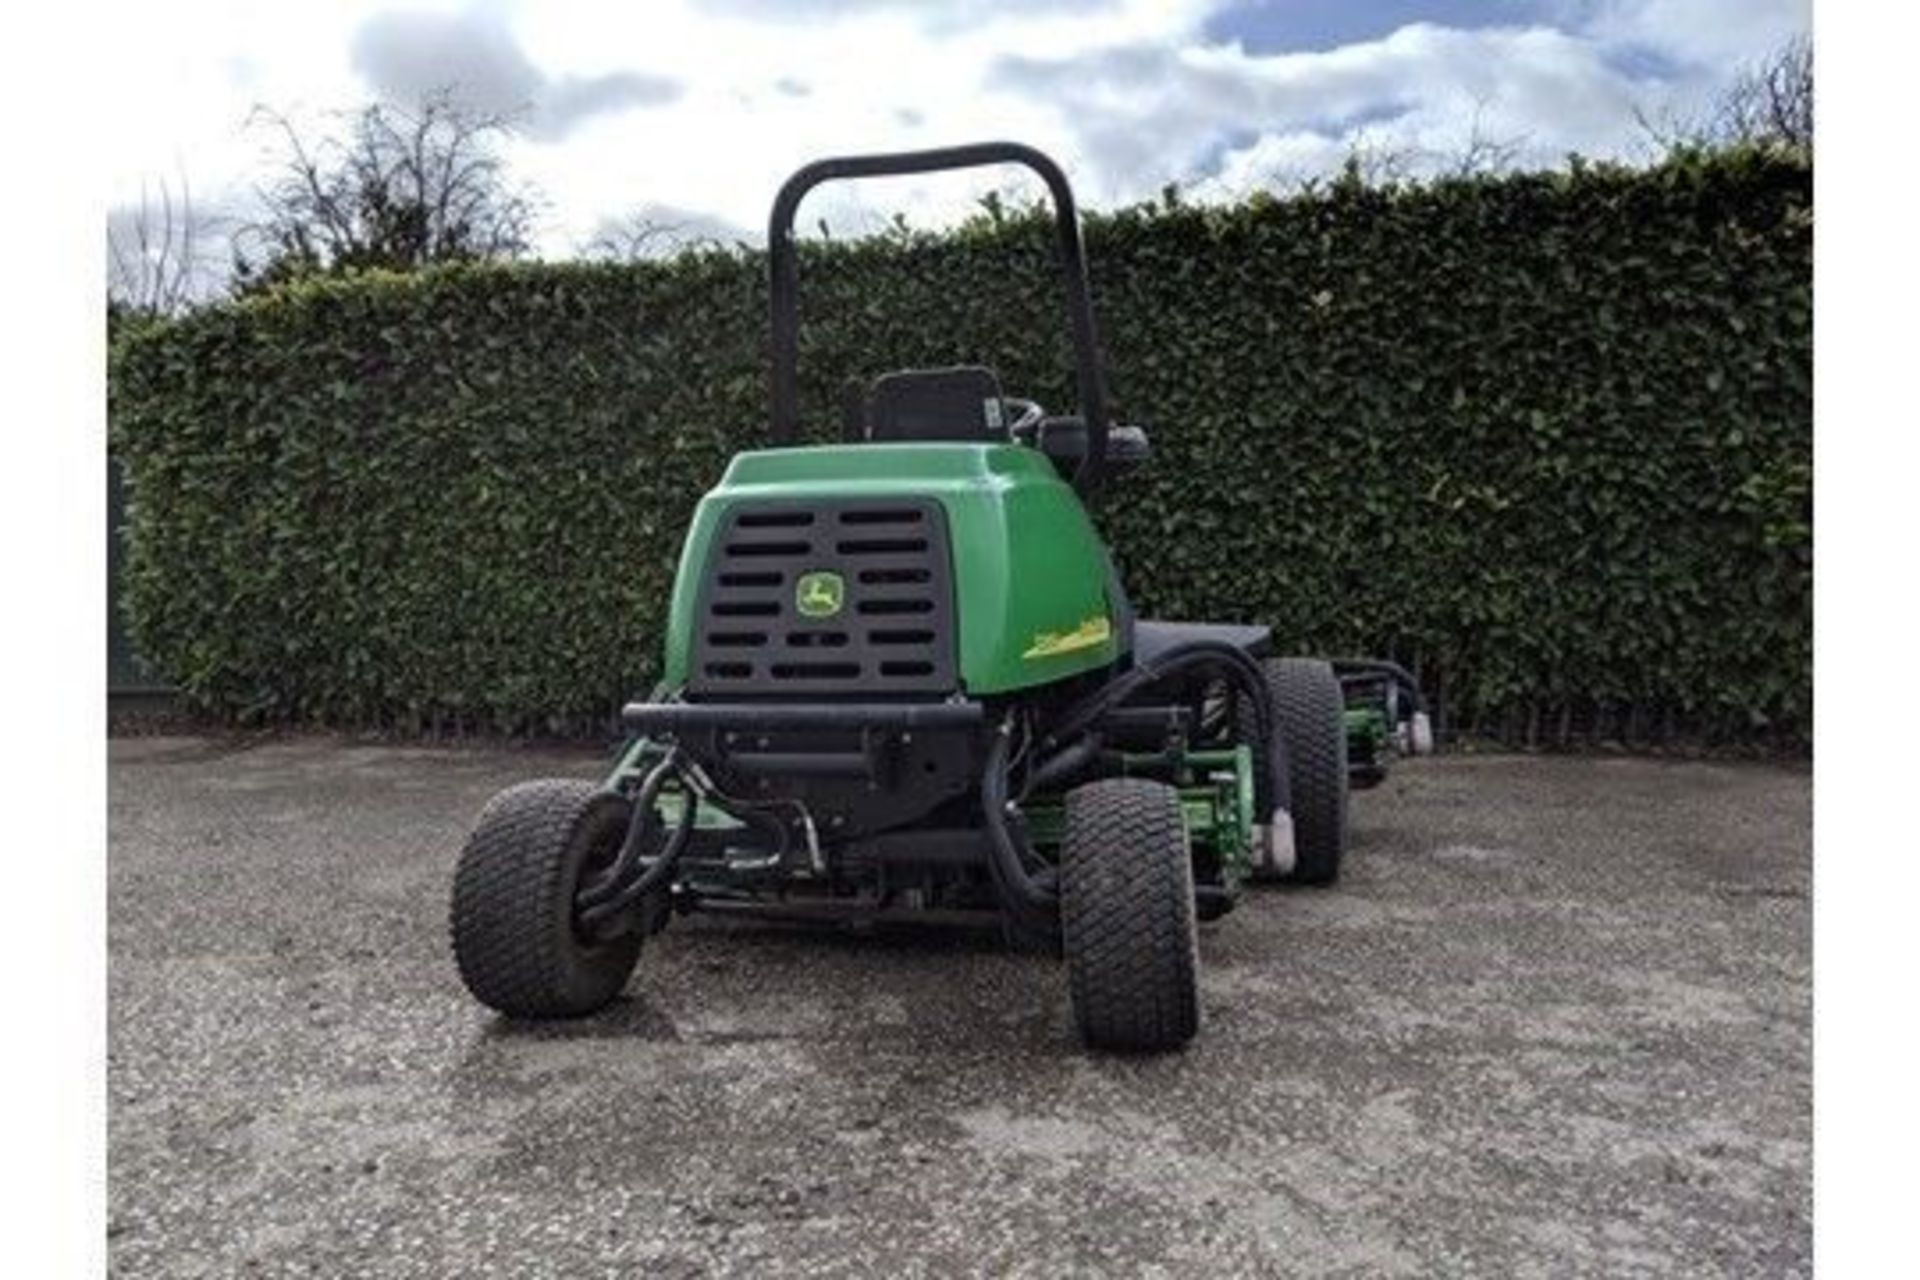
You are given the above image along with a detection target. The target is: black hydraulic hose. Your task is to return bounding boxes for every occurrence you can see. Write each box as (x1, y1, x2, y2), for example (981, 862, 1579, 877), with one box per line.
(576, 758, 699, 929)
(577, 754, 681, 908)
(1047, 639, 1267, 747)
(983, 644, 1287, 930)
(981, 719, 1064, 928)
(1021, 731, 1105, 799)
(1041, 639, 1287, 813)
(577, 807, 696, 928)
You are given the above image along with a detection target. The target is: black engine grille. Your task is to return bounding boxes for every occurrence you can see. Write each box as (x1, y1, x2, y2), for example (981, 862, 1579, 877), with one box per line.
(687, 499, 958, 698)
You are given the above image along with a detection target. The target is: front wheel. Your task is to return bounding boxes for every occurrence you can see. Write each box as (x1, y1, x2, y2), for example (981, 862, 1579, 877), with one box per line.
(450, 779, 644, 1018)
(1247, 657, 1350, 885)
(1059, 777, 1200, 1052)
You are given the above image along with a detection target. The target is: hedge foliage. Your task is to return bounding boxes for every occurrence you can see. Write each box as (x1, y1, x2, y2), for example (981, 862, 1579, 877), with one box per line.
(111, 147, 1811, 746)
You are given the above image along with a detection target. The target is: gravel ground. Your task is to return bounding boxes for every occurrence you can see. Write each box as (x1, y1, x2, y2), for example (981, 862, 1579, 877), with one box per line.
(108, 738, 1809, 1277)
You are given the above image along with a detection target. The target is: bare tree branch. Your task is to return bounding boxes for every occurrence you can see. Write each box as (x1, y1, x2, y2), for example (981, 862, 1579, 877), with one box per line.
(581, 208, 747, 261)
(584, 214, 688, 261)
(233, 92, 541, 293)
(107, 174, 225, 317)
(1637, 35, 1812, 154)
(1446, 99, 1530, 179)
(1726, 33, 1813, 149)
(1319, 97, 1530, 195)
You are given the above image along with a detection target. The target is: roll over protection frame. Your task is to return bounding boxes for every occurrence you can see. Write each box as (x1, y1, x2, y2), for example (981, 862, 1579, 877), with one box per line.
(766, 141, 1114, 495)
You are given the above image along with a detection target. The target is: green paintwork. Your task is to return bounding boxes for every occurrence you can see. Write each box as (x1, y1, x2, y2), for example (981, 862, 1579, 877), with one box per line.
(661, 443, 1118, 694)
(612, 729, 1256, 896)
(1021, 745, 1256, 887)
(607, 739, 742, 829)
(1344, 705, 1389, 773)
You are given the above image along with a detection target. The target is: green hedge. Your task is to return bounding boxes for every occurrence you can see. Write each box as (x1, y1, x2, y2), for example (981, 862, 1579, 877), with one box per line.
(111, 147, 1811, 746)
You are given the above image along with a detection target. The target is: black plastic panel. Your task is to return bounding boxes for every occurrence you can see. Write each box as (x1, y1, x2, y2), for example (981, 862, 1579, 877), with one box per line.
(687, 499, 958, 698)
(865, 366, 1005, 443)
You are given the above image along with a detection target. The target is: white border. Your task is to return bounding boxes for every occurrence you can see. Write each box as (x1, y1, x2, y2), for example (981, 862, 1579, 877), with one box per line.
(1, 4, 109, 1272)
(1814, 2, 1920, 1272)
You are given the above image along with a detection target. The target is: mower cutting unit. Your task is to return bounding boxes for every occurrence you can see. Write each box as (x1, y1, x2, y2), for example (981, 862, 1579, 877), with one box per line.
(451, 142, 1429, 1051)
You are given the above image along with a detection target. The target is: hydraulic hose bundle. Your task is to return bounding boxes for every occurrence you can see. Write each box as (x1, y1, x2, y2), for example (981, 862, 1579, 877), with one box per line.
(583, 641, 1291, 936)
(574, 751, 699, 934)
(982, 638, 1289, 931)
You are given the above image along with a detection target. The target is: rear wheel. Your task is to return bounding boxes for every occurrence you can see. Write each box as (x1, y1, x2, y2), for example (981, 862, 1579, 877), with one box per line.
(450, 779, 644, 1018)
(1059, 777, 1199, 1052)
(1247, 658, 1349, 885)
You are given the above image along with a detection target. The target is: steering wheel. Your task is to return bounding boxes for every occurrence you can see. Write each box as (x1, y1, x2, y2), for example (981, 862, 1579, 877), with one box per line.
(1003, 397, 1046, 441)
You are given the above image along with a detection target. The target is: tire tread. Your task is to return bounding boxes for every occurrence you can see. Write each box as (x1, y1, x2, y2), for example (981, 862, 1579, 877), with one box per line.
(1252, 657, 1349, 884)
(1060, 777, 1200, 1052)
(449, 779, 642, 1018)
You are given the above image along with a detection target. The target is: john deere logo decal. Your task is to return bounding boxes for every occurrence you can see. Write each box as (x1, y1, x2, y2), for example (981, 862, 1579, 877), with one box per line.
(795, 570, 845, 618)
(1023, 614, 1113, 660)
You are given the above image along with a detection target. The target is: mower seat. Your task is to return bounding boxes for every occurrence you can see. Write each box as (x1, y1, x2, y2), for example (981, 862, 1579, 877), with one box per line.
(862, 365, 1009, 443)
(1132, 620, 1273, 666)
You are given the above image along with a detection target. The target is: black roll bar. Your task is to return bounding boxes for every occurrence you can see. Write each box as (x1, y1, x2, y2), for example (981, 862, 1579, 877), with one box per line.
(766, 141, 1112, 494)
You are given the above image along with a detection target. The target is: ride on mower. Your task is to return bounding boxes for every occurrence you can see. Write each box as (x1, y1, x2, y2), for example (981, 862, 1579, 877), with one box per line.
(450, 143, 1429, 1051)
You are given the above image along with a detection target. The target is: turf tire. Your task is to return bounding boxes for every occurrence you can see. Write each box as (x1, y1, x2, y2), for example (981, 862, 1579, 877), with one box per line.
(450, 779, 643, 1018)
(1059, 777, 1200, 1052)
(1247, 657, 1349, 885)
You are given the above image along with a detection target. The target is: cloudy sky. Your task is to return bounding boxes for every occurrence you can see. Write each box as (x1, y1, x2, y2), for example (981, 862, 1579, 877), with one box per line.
(105, 0, 1809, 271)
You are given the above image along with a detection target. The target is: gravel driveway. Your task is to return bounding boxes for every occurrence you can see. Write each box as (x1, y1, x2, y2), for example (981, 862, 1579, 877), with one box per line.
(108, 738, 1810, 1277)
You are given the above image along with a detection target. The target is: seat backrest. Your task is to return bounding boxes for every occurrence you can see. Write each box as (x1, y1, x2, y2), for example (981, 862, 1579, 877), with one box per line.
(863, 365, 1007, 443)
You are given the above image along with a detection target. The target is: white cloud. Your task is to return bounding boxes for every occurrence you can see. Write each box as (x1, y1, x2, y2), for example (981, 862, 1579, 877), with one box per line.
(992, 11, 1801, 197)
(1576, 0, 1810, 67)
(349, 5, 681, 140)
(101, 0, 1809, 279)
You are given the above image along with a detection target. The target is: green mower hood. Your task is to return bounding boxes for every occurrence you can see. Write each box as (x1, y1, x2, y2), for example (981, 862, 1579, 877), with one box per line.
(661, 442, 1120, 696)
